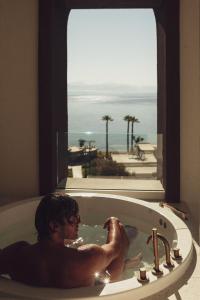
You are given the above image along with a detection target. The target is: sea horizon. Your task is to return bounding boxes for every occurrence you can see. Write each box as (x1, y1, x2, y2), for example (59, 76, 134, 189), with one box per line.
(68, 83, 157, 151)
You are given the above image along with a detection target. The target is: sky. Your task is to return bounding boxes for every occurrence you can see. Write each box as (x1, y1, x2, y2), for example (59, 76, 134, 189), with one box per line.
(67, 9, 157, 88)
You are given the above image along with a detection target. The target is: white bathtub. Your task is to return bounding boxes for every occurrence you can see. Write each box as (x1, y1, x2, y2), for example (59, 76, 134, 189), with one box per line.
(0, 193, 193, 300)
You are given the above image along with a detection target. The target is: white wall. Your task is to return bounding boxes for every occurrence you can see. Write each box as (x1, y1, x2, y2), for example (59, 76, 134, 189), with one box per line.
(0, 0, 39, 199)
(180, 0, 200, 242)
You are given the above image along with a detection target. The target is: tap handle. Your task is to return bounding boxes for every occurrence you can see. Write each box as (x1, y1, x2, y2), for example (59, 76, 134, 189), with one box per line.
(172, 248, 182, 260)
(137, 267, 149, 283)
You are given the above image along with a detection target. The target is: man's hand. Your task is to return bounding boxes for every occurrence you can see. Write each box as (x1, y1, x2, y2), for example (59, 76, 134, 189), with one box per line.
(103, 217, 120, 230)
(75, 216, 130, 283)
(103, 217, 129, 253)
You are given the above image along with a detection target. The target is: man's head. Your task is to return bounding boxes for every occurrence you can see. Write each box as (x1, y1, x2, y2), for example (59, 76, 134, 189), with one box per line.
(35, 193, 80, 242)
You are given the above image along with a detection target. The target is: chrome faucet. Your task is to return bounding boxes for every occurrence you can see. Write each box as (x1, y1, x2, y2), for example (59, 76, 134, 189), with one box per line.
(147, 228, 174, 276)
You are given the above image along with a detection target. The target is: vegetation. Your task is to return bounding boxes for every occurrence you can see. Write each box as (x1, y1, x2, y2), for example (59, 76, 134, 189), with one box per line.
(87, 140, 96, 149)
(102, 115, 113, 159)
(134, 135, 144, 144)
(78, 139, 86, 147)
(124, 115, 132, 153)
(78, 139, 96, 149)
(130, 116, 140, 152)
(123, 115, 140, 153)
(82, 164, 89, 178)
(87, 157, 129, 176)
(96, 151, 106, 158)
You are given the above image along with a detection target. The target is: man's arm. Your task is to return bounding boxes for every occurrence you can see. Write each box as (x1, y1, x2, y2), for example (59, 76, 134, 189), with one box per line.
(75, 217, 129, 279)
(0, 241, 29, 275)
(101, 216, 129, 261)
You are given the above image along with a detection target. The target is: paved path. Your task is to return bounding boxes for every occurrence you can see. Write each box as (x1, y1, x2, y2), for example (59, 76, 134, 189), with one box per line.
(71, 165, 83, 178)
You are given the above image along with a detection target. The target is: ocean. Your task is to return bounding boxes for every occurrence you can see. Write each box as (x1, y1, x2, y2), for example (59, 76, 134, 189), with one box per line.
(68, 87, 157, 152)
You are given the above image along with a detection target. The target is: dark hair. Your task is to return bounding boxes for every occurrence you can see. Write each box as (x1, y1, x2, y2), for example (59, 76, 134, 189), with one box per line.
(35, 193, 79, 241)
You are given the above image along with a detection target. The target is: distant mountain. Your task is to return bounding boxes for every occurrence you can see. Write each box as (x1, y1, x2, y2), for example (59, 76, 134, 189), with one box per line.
(68, 82, 156, 96)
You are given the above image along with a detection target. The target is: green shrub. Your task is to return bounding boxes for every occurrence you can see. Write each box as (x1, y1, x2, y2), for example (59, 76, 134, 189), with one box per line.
(88, 158, 129, 176)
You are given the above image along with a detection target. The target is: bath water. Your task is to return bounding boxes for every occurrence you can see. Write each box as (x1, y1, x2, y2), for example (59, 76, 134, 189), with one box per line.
(79, 224, 165, 279)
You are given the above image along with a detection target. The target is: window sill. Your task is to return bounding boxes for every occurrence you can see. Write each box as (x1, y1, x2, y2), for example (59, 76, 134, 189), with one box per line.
(57, 178, 164, 201)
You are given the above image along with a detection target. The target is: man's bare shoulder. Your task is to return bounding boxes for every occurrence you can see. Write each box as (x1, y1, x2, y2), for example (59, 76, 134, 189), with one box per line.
(0, 241, 31, 261)
(1, 241, 30, 253)
(0, 241, 30, 274)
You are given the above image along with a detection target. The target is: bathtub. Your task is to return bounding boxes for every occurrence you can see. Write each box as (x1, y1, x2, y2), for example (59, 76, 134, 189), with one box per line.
(0, 193, 193, 300)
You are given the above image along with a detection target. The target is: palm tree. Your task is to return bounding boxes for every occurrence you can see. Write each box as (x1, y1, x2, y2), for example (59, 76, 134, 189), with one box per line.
(130, 116, 140, 152)
(102, 115, 113, 159)
(78, 139, 86, 148)
(135, 136, 144, 144)
(124, 115, 132, 153)
(87, 140, 95, 150)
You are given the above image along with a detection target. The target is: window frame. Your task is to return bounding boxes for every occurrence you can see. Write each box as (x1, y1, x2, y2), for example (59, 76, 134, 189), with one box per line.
(39, 0, 180, 202)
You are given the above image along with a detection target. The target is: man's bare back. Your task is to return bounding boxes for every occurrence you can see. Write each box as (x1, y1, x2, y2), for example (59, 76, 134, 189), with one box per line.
(0, 242, 94, 287)
(0, 194, 130, 288)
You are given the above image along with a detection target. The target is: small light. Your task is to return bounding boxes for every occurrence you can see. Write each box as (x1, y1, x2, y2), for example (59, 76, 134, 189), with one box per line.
(103, 278, 110, 284)
(94, 272, 99, 278)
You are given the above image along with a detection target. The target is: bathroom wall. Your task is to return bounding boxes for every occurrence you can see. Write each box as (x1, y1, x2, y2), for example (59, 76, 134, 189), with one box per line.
(0, 0, 39, 200)
(180, 0, 200, 242)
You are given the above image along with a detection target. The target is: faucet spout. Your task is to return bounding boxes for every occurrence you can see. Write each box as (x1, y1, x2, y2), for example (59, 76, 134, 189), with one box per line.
(146, 235, 152, 245)
(157, 233, 174, 268)
(146, 228, 163, 275)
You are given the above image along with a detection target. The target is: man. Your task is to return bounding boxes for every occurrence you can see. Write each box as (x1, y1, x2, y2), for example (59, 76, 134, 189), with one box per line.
(0, 193, 129, 288)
